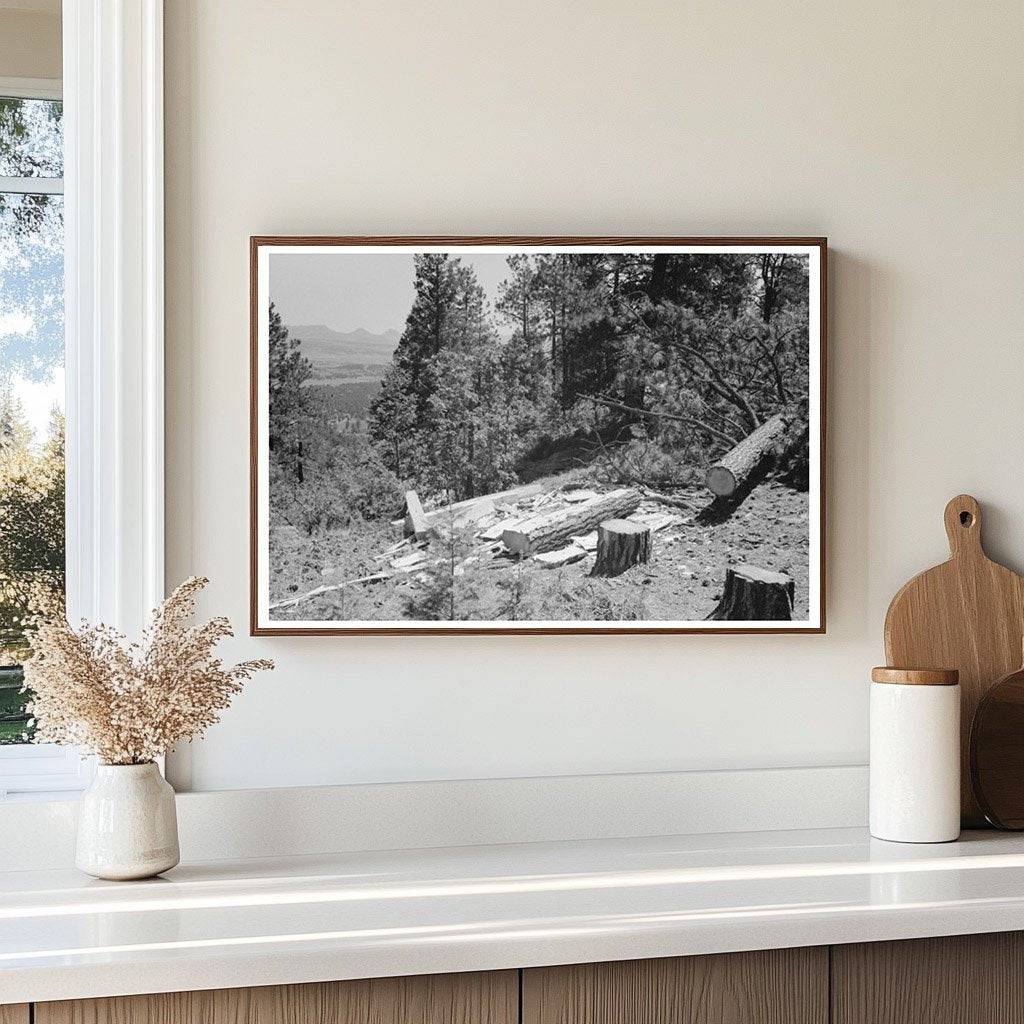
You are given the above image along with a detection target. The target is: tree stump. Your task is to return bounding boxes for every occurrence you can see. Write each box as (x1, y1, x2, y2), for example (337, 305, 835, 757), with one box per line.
(707, 564, 795, 621)
(591, 519, 652, 577)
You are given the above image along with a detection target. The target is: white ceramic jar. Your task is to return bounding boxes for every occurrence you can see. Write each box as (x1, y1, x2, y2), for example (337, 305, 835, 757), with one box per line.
(76, 762, 180, 880)
(869, 667, 960, 843)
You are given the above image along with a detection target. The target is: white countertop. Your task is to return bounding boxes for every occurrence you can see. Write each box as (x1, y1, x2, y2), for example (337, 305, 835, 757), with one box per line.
(4, 826, 1024, 1004)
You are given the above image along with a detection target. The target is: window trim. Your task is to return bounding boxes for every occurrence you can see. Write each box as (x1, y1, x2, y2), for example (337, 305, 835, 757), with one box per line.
(0, 2, 165, 798)
(64, 0, 165, 638)
(0, 744, 92, 798)
(0, 77, 61, 102)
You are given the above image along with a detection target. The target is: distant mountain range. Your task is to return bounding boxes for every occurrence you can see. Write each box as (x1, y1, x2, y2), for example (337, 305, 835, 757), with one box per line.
(287, 324, 400, 369)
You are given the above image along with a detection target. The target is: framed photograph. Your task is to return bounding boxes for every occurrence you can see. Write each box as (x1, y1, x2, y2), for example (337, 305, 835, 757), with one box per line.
(251, 237, 826, 635)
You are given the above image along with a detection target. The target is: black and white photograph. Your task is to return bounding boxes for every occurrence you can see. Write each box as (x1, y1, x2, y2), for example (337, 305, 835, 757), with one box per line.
(251, 238, 824, 634)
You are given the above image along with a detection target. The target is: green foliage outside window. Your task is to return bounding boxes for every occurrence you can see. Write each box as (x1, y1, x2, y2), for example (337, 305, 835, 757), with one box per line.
(0, 95, 65, 743)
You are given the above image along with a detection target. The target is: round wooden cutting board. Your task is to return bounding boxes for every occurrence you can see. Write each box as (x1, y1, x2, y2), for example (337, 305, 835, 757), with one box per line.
(884, 494, 1024, 826)
(970, 656, 1024, 829)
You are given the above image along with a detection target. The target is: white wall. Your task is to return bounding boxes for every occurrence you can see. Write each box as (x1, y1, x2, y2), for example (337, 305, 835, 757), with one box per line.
(164, 0, 1024, 792)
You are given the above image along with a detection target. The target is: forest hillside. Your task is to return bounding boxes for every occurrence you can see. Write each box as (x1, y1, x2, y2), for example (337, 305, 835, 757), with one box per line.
(267, 251, 812, 623)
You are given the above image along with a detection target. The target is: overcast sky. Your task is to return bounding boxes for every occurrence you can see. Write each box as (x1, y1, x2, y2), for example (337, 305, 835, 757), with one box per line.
(269, 252, 512, 335)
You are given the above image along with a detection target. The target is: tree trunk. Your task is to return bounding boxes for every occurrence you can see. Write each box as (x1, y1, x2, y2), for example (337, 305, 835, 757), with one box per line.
(591, 519, 652, 577)
(705, 413, 788, 498)
(502, 488, 642, 557)
(707, 564, 794, 621)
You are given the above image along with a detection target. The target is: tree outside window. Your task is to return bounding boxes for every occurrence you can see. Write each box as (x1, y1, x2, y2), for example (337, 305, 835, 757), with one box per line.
(0, 94, 65, 744)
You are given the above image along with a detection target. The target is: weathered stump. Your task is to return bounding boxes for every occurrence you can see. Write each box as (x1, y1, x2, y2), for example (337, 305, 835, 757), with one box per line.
(591, 519, 652, 577)
(502, 488, 642, 557)
(707, 564, 795, 621)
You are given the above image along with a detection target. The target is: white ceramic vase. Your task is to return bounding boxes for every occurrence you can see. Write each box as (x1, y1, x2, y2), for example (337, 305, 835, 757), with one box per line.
(76, 762, 180, 880)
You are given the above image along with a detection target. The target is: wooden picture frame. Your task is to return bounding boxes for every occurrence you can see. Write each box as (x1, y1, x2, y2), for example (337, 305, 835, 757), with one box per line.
(251, 236, 827, 635)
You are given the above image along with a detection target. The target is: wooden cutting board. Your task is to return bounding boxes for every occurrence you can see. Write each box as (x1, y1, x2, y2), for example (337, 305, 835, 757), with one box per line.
(970, 651, 1024, 829)
(884, 494, 1024, 826)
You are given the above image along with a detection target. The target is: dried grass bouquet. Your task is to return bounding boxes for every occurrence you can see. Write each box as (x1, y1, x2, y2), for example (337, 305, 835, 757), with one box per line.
(23, 576, 273, 765)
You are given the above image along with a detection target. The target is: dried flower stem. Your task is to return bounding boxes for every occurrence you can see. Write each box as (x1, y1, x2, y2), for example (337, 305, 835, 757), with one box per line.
(23, 577, 273, 765)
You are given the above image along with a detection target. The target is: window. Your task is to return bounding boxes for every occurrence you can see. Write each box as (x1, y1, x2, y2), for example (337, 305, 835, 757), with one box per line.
(0, 80, 83, 796)
(0, 4, 166, 798)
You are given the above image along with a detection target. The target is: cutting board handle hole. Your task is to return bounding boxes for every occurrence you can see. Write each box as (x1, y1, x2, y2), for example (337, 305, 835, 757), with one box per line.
(960, 511, 974, 527)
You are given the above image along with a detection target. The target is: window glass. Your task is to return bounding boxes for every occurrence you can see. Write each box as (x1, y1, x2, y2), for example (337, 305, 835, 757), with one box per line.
(0, 97, 64, 745)
(0, 98, 63, 178)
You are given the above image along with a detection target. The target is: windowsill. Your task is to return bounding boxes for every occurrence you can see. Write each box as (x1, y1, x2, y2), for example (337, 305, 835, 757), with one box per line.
(3, 826, 1024, 1004)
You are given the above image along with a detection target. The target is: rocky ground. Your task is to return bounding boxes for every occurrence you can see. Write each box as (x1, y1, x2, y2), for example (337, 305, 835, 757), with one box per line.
(269, 478, 810, 624)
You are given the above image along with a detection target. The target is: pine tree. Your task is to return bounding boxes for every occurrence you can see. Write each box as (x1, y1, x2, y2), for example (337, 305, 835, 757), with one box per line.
(390, 254, 460, 418)
(268, 303, 312, 481)
(0, 399, 65, 662)
(369, 255, 502, 500)
(368, 361, 416, 478)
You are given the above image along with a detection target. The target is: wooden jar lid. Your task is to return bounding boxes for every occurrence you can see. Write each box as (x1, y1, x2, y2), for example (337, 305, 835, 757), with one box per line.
(871, 667, 960, 686)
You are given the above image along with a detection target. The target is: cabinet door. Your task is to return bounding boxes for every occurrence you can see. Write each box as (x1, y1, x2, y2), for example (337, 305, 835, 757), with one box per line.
(0, 1006, 29, 1024)
(832, 932, 1024, 1024)
(35, 971, 517, 1024)
(523, 948, 828, 1024)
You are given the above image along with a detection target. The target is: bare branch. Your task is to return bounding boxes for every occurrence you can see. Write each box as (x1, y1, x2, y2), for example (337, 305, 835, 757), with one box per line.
(582, 394, 740, 447)
(269, 572, 392, 611)
(619, 300, 762, 430)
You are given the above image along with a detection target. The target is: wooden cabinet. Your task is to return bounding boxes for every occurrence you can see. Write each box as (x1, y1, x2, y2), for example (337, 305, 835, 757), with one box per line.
(34, 971, 517, 1024)
(522, 948, 828, 1024)
(23, 932, 1024, 1024)
(832, 932, 1024, 1024)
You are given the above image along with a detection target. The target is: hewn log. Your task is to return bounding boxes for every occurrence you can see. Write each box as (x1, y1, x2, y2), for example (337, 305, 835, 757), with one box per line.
(403, 490, 432, 539)
(706, 413, 788, 498)
(591, 519, 652, 577)
(707, 564, 794, 621)
(502, 488, 642, 557)
(534, 544, 588, 569)
(390, 482, 543, 533)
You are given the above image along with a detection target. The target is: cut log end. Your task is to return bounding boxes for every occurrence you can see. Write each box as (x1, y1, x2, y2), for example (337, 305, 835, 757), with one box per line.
(704, 413, 789, 500)
(706, 465, 738, 498)
(707, 564, 795, 621)
(591, 519, 652, 577)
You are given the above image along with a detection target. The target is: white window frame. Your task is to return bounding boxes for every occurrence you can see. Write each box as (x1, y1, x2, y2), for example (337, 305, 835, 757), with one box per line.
(0, 0, 164, 799)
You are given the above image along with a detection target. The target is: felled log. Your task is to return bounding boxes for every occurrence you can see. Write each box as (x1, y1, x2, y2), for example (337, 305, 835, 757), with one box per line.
(706, 413, 788, 498)
(591, 520, 652, 577)
(502, 488, 642, 557)
(707, 564, 794, 621)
